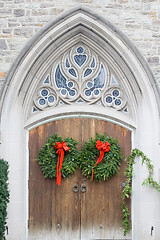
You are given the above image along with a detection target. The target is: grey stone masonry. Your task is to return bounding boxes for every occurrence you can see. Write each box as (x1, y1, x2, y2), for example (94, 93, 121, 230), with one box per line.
(0, 39, 8, 50)
(0, 0, 160, 90)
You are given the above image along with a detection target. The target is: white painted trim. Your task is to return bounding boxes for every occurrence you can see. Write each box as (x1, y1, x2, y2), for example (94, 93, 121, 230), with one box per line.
(25, 130, 29, 240)
(25, 111, 136, 132)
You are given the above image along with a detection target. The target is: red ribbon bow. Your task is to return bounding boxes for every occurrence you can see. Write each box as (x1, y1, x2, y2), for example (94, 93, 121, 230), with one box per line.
(92, 140, 110, 180)
(54, 141, 70, 186)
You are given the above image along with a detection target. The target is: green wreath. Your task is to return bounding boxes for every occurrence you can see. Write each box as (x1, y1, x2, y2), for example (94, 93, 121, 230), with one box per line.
(78, 133, 123, 181)
(37, 133, 79, 180)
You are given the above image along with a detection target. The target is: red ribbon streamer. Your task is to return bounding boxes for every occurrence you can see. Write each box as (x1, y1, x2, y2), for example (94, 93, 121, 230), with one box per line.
(92, 140, 110, 180)
(54, 141, 70, 186)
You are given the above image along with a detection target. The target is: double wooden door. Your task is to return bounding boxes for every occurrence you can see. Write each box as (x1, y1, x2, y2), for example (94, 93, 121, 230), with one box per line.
(28, 118, 131, 240)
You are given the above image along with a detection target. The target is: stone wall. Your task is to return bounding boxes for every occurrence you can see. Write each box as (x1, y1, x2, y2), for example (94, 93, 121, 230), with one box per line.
(0, 0, 160, 90)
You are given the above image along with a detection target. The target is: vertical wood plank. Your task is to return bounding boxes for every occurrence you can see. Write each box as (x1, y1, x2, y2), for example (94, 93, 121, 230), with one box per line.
(29, 127, 38, 233)
(29, 118, 131, 240)
(80, 119, 131, 239)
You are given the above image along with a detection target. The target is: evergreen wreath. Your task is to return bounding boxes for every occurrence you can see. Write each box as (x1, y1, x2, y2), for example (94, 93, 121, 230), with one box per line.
(78, 133, 123, 181)
(37, 133, 79, 181)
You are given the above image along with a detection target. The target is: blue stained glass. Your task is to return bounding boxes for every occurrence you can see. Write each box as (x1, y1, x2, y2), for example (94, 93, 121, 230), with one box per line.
(69, 90, 76, 96)
(48, 95, 54, 103)
(44, 75, 50, 84)
(93, 65, 105, 88)
(85, 89, 91, 96)
(55, 65, 67, 88)
(61, 89, 67, 95)
(115, 99, 121, 106)
(77, 98, 84, 103)
(106, 96, 112, 103)
(111, 75, 118, 85)
(33, 107, 37, 112)
(74, 55, 87, 67)
(69, 68, 77, 77)
(77, 46, 84, 53)
(91, 58, 95, 68)
(68, 82, 73, 88)
(41, 89, 48, 97)
(94, 89, 99, 95)
(113, 89, 119, 97)
(84, 68, 92, 77)
(66, 58, 70, 68)
(87, 82, 93, 88)
(39, 98, 46, 105)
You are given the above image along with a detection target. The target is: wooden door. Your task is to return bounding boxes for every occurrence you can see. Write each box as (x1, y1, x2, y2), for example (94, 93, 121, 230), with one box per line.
(28, 118, 131, 240)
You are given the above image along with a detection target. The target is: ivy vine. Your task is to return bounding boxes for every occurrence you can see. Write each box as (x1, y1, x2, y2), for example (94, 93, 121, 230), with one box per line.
(0, 159, 9, 240)
(121, 148, 160, 236)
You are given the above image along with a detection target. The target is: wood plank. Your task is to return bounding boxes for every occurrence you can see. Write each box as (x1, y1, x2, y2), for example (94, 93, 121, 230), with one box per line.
(29, 118, 131, 240)
(80, 119, 131, 239)
(29, 127, 38, 233)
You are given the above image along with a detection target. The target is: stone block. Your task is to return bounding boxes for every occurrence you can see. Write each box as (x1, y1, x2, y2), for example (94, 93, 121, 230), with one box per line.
(32, 0, 44, 2)
(3, 28, 12, 34)
(40, 2, 51, 8)
(14, 8, 25, 17)
(0, 39, 8, 50)
(0, 72, 6, 77)
(8, 22, 21, 27)
(118, 0, 128, 3)
(14, 28, 21, 35)
(0, 21, 8, 29)
(26, 10, 31, 16)
(149, 11, 157, 18)
(105, 3, 123, 9)
(0, 3, 4, 7)
(0, 8, 12, 15)
(0, 34, 13, 38)
(147, 56, 159, 66)
(32, 9, 49, 16)
(14, 0, 25, 3)
(14, 27, 34, 38)
(75, 0, 93, 2)
(8, 18, 18, 22)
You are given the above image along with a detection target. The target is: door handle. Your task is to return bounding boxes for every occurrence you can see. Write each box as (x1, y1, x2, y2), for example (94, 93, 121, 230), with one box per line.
(72, 184, 79, 192)
(80, 185, 87, 193)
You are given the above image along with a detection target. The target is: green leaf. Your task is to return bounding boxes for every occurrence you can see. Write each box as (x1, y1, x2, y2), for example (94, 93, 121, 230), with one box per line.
(0, 159, 9, 240)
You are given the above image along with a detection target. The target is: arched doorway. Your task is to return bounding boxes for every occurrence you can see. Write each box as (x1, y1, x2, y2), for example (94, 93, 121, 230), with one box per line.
(0, 6, 160, 240)
(28, 118, 131, 240)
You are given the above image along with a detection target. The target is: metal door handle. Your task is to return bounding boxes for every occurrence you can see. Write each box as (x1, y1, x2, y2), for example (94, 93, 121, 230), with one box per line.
(72, 184, 79, 192)
(80, 185, 87, 193)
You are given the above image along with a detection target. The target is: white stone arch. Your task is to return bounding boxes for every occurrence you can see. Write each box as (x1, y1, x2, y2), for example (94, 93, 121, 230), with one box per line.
(0, 6, 160, 240)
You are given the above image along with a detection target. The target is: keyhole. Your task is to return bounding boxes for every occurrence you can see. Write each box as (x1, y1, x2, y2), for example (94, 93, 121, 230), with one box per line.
(151, 226, 154, 236)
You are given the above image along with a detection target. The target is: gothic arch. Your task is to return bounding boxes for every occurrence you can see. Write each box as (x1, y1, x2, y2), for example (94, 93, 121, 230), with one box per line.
(0, 6, 160, 240)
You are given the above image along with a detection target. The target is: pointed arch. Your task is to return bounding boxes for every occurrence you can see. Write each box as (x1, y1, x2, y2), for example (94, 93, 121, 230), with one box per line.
(0, 6, 160, 240)
(0, 6, 159, 129)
